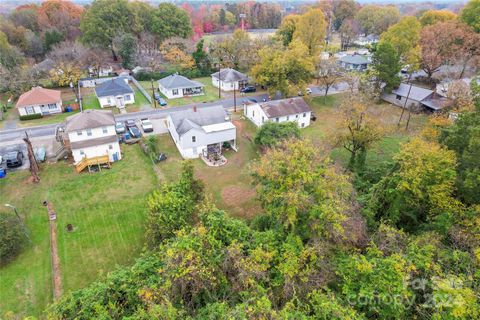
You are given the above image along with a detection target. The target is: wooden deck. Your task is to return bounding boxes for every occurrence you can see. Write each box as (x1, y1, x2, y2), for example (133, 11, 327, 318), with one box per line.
(75, 155, 111, 173)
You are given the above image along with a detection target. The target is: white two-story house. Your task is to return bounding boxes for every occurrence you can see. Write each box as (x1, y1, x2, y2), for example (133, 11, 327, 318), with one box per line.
(244, 97, 312, 128)
(64, 110, 121, 164)
(95, 77, 135, 109)
(15, 86, 62, 116)
(167, 105, 237, 159)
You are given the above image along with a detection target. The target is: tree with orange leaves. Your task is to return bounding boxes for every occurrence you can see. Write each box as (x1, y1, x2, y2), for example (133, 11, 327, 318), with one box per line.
(37, 0, 83, 40)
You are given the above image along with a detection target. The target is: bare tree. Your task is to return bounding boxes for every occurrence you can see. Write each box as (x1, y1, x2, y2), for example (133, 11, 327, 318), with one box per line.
(316, 58, 344, 102)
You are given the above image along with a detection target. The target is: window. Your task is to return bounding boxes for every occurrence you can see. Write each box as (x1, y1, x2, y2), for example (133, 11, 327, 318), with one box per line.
(107, 98, 112, 105)
(125, 95, 131, 101)
(48, 103, 57, 110)
(252, 110, 255, 117)
(287, 116, 290, 121)
(262, 116, 265, 123)
(192, 136, 196, 143)
(172, 89, 178, 95)
(301, 123, 305, 128)
(102, 127, 108, 134)
(80, 150, 84, 155)
(108, 144, 113, 150)
(303, 113, 306, 117)
(77, 130, 83, 136)
(276, 117, 279, 122)
(396, 95, 402, 100)
(231, 83, 234, 88)
(86, 129, 92, 136)
(26, 107, 35, 114)
(296, 114, 299, 119)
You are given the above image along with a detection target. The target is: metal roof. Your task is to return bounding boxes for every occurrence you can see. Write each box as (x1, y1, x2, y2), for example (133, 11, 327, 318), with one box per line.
(259, 97, 312, 118)
(95, 78, 133, 97)
(392, 83, 433, 102)
(211, 68, 248, 82)
(169, 105, 231, 136)
(339, 54, 370, 65)
(158, 74, 205, 90)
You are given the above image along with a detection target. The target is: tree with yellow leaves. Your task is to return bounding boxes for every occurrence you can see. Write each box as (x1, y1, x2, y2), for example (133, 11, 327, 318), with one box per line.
(49, 62, 81, 86)
(293, 8, 327, 56)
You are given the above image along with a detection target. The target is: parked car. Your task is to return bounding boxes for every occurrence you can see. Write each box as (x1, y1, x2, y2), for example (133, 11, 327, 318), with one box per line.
(240, 85, 256, 93)
(125, 119, 136, 128)
(128, 126, 142, 138)
(115, 122, 126, 134)
(141, 118, 153, 132)
(154, 92, 160, 100)
(158, 98, 167, 106)
(310, 112, 317, 121)
(4, 151, 23, 168)
(242, 98, 258, 104)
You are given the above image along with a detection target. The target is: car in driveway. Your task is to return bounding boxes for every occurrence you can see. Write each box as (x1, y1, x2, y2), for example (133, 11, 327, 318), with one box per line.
(242, 98, 258, 104)
(240, 85, 256, 93)
(125, 119, 136, 128)
(141, 118, 153, 132)
(115, 122, 126, 134)
(4, 150, 23, 168)
(158, 97, 167, 106)
(128, 126, 142, 138)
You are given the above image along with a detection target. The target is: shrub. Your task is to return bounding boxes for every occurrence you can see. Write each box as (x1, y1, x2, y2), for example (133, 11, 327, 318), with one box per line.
(19, 113, 43, 121)
(254, 121, 301, 149)
(0, 212, 26, 263)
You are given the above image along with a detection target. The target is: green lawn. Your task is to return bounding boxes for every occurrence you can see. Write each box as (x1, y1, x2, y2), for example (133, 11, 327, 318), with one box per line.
(139, 77, 221, 107)
(82, 94, 101, 110)
(0, 146, 157, 318)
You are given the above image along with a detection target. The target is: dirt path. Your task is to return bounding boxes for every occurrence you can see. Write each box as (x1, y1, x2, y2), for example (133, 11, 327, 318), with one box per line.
(46, 202, 62, 300)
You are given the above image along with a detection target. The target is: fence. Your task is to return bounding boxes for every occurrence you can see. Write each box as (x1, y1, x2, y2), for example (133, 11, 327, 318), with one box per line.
(129, 77, 153, 104)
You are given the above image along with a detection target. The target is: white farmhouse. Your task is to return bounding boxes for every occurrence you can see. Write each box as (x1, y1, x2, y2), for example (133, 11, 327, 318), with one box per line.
(244, 97, 312, 128)
(167, 105, 237, 159)
(158, 74, 205, 99)
(64, 110, 122, 164)
(95, 77, 135, 109)
(211, 68, 248, 92)
(15, 86, 62, 116)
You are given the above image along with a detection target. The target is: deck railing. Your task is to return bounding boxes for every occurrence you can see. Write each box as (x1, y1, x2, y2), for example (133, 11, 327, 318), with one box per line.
(75, 155, 110, 173)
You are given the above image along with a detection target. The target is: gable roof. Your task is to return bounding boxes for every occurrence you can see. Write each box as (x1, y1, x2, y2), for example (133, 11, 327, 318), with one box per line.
(158, 74, 204, 90)
(392, 83, 433, 101)
(16, 87, 61, 108)
(339, 54, 370, 65)
(211, 68, 248, 82)
(169, 105, 230, 136)
(65, 109, 115, 132)
(95, 77, 133, 97)
(259, 97, 312, 118)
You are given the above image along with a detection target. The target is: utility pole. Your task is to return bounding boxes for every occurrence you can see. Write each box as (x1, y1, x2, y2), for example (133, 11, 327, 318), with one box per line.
(397, 73, 413, 128)
(4, 204, 30, 242)
(151, 79, 157, 108)
(23, 131, 40, 183)
(77, 81, 83, 112)
(233, 82, 236, 113)
(218, 65, 222, 99)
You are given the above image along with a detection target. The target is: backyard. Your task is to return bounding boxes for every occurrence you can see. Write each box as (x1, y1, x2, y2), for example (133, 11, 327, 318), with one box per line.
(0, 93, 428, 318)
(0, 147, 157, 318)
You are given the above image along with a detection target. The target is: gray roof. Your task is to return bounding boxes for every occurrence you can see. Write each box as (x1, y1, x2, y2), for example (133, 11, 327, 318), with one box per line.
(95, 77, 133, 97)
(421, 95, 453, 111)
(170, 105, 228, 136)
(392, 83, 433, 102)
(71, 135, 118, 149)
(65, 109, 116, 132)
(339, 54, 370, 65)
(211, 68, 248, 82)
(260, 97, 312, 118)
(158, 74, 204, 90)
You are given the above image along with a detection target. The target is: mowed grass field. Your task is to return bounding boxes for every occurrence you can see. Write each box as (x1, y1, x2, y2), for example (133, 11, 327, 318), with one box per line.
(0, 146, 157, 318)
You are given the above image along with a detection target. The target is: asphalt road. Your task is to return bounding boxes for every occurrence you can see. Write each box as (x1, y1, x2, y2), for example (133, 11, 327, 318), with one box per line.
(0, 83, 352, 145)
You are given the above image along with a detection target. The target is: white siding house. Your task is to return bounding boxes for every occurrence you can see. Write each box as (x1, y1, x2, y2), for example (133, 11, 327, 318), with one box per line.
(158, 74, 205, 99)
(167, 105, 237, 159)
(15, 87, 62, 116)
(65, 110, 122, 164)
(244, 97, 312, 128)
(95, 77, 135, 109)
(211, 68, 248, 92)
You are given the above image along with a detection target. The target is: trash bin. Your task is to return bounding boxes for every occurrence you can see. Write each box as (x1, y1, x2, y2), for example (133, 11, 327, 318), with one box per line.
(0, 168, 6, 178)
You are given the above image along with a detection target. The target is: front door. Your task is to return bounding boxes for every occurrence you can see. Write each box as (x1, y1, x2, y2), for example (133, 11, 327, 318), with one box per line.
(115, 96, 125, 108)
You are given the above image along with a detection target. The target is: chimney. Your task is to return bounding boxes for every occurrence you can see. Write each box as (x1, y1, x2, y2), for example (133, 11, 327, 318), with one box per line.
(193, 106, 197, 112)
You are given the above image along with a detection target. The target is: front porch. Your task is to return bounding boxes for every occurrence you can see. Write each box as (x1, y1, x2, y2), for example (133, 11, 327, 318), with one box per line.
(183, 86, 204, 97)
(201, 140, 237, 167)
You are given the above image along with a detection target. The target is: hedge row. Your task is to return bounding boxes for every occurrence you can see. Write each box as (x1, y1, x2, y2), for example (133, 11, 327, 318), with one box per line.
(20, 113, 43, 121)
